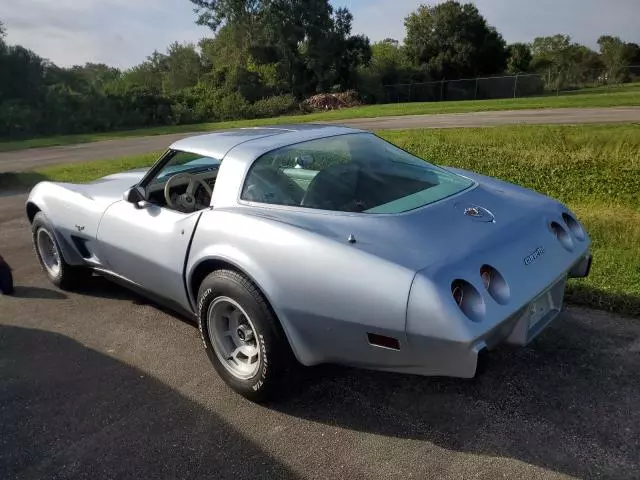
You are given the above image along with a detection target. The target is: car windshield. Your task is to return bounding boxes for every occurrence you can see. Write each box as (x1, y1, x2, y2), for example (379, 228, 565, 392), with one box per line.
(241, 133, 474, 214)
(155, 151, 221, 182)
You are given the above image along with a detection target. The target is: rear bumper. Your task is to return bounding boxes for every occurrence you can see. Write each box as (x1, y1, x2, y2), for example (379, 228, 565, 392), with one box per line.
(386, 252, 592, 379)
(569, 253, 592, 278)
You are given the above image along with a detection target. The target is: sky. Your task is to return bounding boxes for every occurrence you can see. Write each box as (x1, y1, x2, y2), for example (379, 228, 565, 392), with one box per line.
(1, 0, 639, 69)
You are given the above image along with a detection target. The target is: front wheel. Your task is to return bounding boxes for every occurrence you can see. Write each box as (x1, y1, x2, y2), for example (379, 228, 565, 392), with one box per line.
(32, 212, 91, 290)
(197, 269, 295, 402)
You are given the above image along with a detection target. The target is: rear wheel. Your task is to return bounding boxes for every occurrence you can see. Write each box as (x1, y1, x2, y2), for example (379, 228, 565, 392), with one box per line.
(32, 212, 91, 290)
(197, 269, 295, 402)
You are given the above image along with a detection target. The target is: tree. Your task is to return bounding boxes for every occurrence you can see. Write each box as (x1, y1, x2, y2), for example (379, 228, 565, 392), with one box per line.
(368, 39, 412, 83)
(67, 63, 121, 91)
(189, 0, 262, 32)
(404, 1, 507, 79)
(625, 43, 640, 66)
(0, 20, 7, 55)
(121, 55, 166, 92)
(530, 34, 601, 88)
(506, 43, 532, 73)
(598, 35, 628, 82)
(163, 42, 203, 92)
(0, 45, 47, 101)
(530, 34, 571, 74)
(191, 0, 370, 96)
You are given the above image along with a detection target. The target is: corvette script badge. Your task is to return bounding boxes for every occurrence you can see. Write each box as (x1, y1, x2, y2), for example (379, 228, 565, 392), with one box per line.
(524, 247, 545, 266)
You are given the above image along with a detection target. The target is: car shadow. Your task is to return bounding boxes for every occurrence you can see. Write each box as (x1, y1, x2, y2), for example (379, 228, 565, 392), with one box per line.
(73, 274, 195, 323)
(72, 274, 152, 303)
(0, 172, 48, 192)
(0, 325, 300, 480)
(44, 274, 640, 477)
(9, 285, 68, 300)
(269, 310, 640, 479)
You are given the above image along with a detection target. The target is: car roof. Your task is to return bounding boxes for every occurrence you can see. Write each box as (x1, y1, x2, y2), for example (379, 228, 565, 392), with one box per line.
(169, 124, 366, 161)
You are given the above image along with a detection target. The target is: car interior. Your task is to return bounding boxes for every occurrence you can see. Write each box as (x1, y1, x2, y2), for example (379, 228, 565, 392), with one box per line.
(141, 137, 446, 214)
(139, 150, 221, 213)
(242, 150, 442, 213)
(146, 169, 217, 212)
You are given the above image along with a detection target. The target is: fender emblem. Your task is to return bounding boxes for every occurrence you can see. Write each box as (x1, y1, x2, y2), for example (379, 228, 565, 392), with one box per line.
(75, 225, 85, 232)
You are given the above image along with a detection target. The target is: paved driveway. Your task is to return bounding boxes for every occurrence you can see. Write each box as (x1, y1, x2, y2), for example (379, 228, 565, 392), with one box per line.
(2, 106, 639, 173)
(1, 191, 639, 479)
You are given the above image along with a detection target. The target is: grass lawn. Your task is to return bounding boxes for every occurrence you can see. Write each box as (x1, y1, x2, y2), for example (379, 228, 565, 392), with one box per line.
(2, 123, 638, 316)
(381, 124, 640, 317)
(1, 83, 640, 153)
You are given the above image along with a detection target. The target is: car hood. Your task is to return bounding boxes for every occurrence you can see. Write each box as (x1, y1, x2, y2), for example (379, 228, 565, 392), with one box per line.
(57, 168, 149, 207)
(243, 167, 586, 277)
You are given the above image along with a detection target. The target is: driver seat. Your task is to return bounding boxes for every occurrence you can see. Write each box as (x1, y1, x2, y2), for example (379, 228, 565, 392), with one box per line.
(244, 165, 305, 205)
(301, 162, 361, 211)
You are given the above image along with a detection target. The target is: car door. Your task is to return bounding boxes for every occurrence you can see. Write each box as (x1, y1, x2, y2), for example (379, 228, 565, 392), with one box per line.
(95, 149, 220, 311)
(96, 201, 202, 310)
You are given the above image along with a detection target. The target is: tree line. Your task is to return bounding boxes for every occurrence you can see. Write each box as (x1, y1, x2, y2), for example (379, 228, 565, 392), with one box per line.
(1, 0, 639, 138)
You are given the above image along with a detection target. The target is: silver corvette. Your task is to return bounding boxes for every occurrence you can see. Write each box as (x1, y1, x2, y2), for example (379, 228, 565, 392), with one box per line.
(26, 125, 592, 401)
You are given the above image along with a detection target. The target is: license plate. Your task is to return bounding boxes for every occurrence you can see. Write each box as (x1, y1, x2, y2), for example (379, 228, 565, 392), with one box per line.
(528, 292, 552, 330)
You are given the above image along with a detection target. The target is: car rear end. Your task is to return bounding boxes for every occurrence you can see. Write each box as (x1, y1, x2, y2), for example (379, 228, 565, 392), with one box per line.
(403, 203, 591, 379)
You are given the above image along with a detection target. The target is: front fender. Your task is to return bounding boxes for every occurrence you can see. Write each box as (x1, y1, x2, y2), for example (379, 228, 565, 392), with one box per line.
(26, 182, 87, 266)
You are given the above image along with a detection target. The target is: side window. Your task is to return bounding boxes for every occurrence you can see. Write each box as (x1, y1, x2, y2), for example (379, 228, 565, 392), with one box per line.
(144, 150, 221, 212)
(241, 137, 351, 206)
(240, 133, 473, 213)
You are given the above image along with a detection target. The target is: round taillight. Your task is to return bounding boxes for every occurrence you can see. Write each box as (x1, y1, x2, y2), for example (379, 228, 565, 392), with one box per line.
(480, 266, 492, 289)
(452, 284, 464, 306)
(550, 221, 574, 251)
(479, 265, 510, 305)
(451, 280, 485, 322)
(562, 213, 585, 241)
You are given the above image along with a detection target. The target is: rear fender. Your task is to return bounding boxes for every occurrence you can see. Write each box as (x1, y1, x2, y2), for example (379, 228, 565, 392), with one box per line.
(186, 209, 416, 368)
(186, 245, 314, 366)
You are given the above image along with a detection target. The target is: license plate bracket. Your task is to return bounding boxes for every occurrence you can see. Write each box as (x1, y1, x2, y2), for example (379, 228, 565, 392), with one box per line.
(528, 291, 553, 331)
(506, 276, 566, 346)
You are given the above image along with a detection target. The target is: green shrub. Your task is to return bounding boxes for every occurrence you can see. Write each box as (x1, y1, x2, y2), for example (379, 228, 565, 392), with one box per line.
(249, 94, 297, 118)
(216, 91, 251, 120)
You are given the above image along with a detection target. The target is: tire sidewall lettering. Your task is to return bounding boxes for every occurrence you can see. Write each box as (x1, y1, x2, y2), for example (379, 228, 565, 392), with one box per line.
(197, 288, 213, 349)
(196, 271, 285, 401)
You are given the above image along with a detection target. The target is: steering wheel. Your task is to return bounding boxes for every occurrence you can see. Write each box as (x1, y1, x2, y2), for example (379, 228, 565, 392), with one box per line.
(164, 173, 213, 212)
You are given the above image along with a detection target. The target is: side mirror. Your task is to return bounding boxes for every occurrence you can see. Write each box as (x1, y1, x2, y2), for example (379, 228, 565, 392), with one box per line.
(123, 186, 147, 208)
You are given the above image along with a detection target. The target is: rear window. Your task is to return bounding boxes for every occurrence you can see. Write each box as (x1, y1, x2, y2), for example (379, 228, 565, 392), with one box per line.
(240, 133, 473, 214)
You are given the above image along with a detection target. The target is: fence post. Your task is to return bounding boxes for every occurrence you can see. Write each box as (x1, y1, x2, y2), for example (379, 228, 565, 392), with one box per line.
(513, 75, 518, 98)
(474, 78, 479, 100)
(408, 84, 412, 103)
(440, 80, 444, 101)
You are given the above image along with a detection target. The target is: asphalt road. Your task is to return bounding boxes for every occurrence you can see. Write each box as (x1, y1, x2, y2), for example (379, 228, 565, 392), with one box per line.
(1, 106, 640, 173)
(1, 191, 640, 479)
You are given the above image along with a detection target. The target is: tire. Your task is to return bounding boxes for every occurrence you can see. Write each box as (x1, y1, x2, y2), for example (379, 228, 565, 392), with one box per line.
(32, 212, 91, 290)
(197, 269, 295, 403)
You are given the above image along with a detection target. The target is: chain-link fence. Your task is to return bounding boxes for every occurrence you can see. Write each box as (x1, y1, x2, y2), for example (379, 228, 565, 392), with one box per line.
(382, 65, 640, 104)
